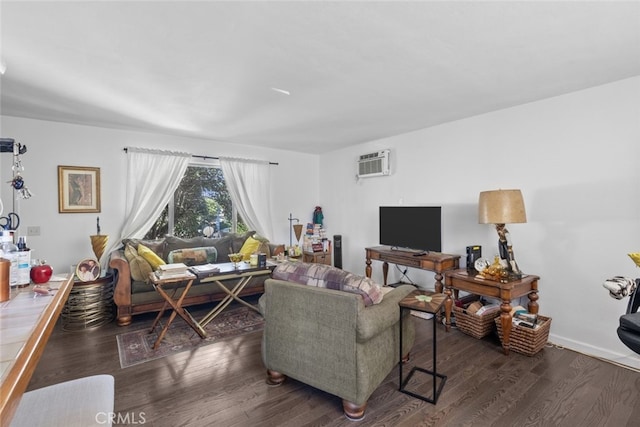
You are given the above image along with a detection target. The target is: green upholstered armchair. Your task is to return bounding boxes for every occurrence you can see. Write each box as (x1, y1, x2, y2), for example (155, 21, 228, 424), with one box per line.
(259, 278, 416, 420)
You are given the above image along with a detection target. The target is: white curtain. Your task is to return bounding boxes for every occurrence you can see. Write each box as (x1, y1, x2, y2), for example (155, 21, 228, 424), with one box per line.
(219, 157, 274, 239)
(100, 147, 191, 266)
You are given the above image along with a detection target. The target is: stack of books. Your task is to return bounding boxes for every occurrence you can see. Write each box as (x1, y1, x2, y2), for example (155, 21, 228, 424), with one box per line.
(155, 263, 190, 279)
(513, 312, 539, 329)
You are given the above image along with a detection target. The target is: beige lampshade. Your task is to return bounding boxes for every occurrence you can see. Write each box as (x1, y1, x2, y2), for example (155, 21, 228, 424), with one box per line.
(478, 189, 527, 224)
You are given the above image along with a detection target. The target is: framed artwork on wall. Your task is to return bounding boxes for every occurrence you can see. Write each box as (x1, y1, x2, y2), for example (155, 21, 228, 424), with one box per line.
(58, 165, 101, 213)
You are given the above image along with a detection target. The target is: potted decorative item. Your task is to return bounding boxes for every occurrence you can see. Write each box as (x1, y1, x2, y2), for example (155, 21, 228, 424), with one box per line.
(90, 217, 108, 261)
(228, 253, 243, 269)
(30, 260, 53, 284)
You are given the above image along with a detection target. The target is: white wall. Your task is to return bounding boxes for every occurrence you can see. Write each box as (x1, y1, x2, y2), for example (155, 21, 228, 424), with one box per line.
(319, 76, 640, 369)
(2, 78, 638, 369)
(0, 116, 319, 275)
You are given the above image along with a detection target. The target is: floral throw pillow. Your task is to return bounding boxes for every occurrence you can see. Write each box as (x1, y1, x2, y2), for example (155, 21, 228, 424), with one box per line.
(167, 247, 218, 266)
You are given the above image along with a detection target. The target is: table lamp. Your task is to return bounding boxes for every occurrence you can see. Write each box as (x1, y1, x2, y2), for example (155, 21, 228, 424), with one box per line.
(478, 189, 527, 278)
(293, 224, 303, 246)
(90, 216, 108, 263)
(287, 213, 303, 257)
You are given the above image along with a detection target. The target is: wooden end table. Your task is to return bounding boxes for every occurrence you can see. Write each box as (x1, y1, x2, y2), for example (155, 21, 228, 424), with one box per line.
(399, 290, 447, 404)
(444, 269, 540, 355)
(148, 271, 207, 350)
(302, 249, 332, 265)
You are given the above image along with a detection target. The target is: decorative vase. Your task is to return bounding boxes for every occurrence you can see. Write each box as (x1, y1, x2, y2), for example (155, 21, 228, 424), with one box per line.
(90, 235, 109, 261)
(228, 253, 243, 269)
(0, 258, 10, 302)
(30, 261, 53, 284)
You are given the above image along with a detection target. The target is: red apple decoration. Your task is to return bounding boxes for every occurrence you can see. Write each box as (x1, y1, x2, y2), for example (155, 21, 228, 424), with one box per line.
(31, 261, 53, 284)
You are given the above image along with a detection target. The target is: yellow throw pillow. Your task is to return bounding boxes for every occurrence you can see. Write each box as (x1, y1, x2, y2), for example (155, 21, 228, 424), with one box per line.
(124, 244, 153, 283)
(239, 236, 261, 261)
(138, 243, 165, 270)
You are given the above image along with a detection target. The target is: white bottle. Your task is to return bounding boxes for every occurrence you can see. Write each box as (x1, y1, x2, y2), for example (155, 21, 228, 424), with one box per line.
(0, 232, 18, 287)
(15, 236, 31, 287)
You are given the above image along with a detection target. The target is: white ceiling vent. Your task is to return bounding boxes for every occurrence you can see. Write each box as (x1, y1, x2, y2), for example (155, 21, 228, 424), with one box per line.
(357, 149, 390, 178)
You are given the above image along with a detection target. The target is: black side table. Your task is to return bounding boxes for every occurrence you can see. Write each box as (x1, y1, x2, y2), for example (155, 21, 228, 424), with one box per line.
(399, 290, 447, 404)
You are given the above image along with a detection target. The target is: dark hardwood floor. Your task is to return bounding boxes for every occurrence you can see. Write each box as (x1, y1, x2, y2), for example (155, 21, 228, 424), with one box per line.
(27, 298, 640, 426)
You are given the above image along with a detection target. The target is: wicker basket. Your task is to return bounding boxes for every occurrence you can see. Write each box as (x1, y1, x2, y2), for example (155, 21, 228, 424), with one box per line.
(495, 315, 552, 356)
(453, 304, 500, 339)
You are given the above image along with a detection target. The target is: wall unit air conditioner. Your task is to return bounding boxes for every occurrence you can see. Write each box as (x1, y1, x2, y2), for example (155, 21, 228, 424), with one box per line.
(357, 149, 390, 178)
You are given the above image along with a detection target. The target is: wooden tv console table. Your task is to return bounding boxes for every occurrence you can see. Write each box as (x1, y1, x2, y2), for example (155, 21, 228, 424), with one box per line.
(365, 246, 460, 293)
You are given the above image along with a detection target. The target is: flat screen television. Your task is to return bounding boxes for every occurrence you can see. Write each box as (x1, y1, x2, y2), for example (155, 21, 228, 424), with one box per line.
(379, 206, 441, 253)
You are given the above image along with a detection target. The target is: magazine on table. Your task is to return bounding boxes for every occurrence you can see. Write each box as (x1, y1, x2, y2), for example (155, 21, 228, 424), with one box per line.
(190, 263, 221, 278)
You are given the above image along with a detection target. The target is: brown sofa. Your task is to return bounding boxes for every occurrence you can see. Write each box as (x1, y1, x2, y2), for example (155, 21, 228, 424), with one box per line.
(109, 231, 283, 326)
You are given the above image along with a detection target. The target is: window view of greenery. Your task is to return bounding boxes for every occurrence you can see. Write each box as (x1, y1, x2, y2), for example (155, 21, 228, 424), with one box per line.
(144, 166, 247, 240)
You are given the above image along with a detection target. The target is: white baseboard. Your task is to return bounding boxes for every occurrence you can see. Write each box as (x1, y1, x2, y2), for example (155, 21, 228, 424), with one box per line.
(549, 333, 640, 371)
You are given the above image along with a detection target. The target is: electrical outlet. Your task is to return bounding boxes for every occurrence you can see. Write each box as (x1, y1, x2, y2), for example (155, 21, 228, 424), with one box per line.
(27, 226, 40, 236)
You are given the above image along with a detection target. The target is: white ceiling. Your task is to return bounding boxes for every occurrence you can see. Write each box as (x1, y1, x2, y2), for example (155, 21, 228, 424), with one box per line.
(1, 1, 639, 154)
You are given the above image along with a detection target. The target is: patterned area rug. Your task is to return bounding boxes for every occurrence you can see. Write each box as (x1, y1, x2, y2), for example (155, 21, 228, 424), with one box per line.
(116, 306, 264, 368)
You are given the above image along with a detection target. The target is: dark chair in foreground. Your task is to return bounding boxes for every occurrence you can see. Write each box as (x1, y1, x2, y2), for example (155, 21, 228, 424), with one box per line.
(617, 279, 640, 354)
(605, 276, 640, 355)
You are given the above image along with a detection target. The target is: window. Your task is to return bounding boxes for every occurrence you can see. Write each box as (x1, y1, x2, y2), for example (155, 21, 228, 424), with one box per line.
(144, 165, 247, 240)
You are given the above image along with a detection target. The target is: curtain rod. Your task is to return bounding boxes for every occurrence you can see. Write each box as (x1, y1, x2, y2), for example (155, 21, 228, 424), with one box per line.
(123, 148, 278, 165)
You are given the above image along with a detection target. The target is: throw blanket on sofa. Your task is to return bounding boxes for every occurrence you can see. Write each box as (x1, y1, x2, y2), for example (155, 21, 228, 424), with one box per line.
(272, 261, 383, 306)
